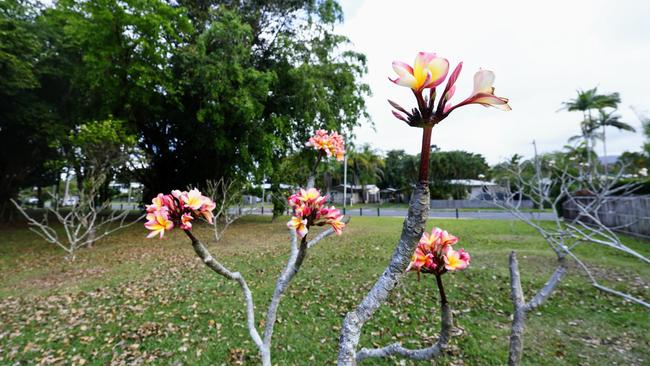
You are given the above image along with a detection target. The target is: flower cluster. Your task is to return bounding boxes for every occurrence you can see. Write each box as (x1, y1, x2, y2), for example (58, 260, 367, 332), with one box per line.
(306, 130, 345, 161)
(286, 188, 345, 238)
(406, 227, 470, 275)
(144, 188, 216, 238)
(389, 52, 510, 127)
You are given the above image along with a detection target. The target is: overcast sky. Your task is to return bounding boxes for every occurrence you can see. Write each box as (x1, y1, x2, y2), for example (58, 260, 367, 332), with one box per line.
(336, 0, 650, 164)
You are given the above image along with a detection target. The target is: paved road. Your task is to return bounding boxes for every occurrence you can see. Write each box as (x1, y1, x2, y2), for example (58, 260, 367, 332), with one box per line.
(340, 208, 556, 221)
(233, 207, 556, 221)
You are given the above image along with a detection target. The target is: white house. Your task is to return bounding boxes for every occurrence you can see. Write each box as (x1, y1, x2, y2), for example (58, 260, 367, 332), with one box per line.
(447, 179, 498, 199)
(329, 184, 380, 205)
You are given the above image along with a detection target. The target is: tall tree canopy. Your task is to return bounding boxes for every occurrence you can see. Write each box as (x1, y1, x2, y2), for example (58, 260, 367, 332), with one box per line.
(0, 0, 370, 217)
(0, 0, 61, 217)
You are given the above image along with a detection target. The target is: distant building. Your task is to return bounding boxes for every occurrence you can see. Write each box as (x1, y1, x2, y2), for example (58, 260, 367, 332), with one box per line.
(379, 188, 405, 203)
(330, 184, 381, 204)
(447, 179, 498, 200)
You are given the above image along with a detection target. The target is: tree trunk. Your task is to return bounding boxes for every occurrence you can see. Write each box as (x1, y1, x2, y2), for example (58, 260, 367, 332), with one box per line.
(37, 186, 44, 208)
(338, 183, 430, 365)
(602, 124, 608, 174)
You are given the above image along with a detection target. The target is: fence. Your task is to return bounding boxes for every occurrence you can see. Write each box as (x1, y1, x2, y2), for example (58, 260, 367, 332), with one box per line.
(562, 196, 650, 239)
(429, 199, 534, 209)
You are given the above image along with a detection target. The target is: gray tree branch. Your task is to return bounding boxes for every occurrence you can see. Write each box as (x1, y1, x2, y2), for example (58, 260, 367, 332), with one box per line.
(337, 183, 429, 365)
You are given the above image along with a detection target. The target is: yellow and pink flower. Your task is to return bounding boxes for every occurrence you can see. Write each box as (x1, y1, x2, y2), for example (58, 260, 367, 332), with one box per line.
(144, 189, 216, 238)
(390, 52, 449, 91)
(443, 68, 511, 114)
(306, 130, 346, 161)
(443, 247, 470, 271)
(407, 227, 469, 275)
(145, 211, 174, 239)
(180, 213, 193, 230)
(286, 188, 346, 238)
(287, 216, 309, 238)
(389, 52, 510, 127)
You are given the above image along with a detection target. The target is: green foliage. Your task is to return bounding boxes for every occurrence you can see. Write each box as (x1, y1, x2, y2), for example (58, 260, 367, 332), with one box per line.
(0, 0, 62, 218)
(270, 185, 289, 220)
(430, 150, 490, 181)
(349, 144, 383, 185)
(379, 150, 418, 190)
(66, 119, 137, 187)
(379, 149, 490, 200)
(639, 112, 650, 158)
(618, 151, 648, 175)
(0, 0, 39, 92)
(0, 0, 370, 217)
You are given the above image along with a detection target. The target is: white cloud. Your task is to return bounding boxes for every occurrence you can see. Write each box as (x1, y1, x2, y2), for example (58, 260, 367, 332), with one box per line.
(337, 0, 650, 163)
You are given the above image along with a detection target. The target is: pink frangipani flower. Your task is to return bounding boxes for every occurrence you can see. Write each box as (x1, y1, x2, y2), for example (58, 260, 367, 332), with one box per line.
(306, 130, 345, 161)
(144, 189, 216, 238)
(390, 52, 449, 91)
(407, 227, 469, 276)
(286, 187, 346, 238)
(389, 52, 510, 128)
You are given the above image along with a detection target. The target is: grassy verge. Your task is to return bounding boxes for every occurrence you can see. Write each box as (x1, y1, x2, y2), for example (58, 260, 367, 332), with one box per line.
(0, 217, 648, 365)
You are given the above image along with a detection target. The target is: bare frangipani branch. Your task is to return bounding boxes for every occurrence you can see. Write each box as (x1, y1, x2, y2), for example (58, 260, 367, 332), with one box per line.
(493, 158, 650, 364)
(205, 178, 245, 242)
(508, 252, 527, 366)
(508, 252, 567, 366)
(263, 230, 302, 347)
(356, 302, 451, 362)
(489, 159, 649, 301)
(356, 272, 453, 363)
(524, 261, 567, 312)
(11, 194, 142, 261)
(338, 183, 429, 365)
(307, 216, 351, 249)
(183, 230, 265, 351)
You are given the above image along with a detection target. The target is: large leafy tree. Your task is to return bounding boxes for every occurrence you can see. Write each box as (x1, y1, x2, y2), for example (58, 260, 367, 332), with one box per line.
(428, 150, 490, 199)
(130, 0, 370, 198)
(0, 0, 63, 217)
(1, 0, 368, 216)
(429, 150, 490, 181)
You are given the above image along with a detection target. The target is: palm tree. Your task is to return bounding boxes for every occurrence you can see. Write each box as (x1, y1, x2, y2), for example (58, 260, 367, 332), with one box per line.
(348, 144, 384, 203)
(587, 109, 636, 172)
(561, 87, 621, 178)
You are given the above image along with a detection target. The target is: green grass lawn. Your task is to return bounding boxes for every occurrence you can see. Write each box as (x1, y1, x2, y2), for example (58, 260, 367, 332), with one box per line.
(0, 216, 648, 365)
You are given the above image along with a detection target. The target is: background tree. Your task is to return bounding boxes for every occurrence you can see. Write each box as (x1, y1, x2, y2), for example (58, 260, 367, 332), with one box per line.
(561, 87, 621, 174)
(429, 150, 490, 199)
(379, 149, 418, 200)
(348, 144, 384, 203)
(0, 0, 370, 220)
(0, 0, 62, 219)
(589, 109, 635, 169)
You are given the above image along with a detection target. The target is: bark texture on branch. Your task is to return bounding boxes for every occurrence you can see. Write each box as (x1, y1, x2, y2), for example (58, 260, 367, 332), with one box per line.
(508, 251, 567, 366)
(508, 252, 527, 366)
(337, 183, 430, 365)
(356, 279, 452, 362)
(356, 303, 451, 361)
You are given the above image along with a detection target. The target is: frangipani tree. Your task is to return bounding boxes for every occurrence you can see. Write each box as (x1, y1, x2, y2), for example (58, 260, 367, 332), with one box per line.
(145, 130, 347, 365)
(338, 51, 511, 365)
(486, 155, 650, 365)
(145, 52, 511, 365)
